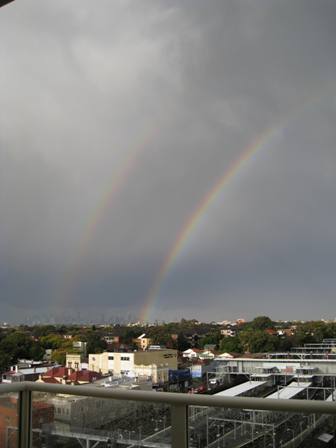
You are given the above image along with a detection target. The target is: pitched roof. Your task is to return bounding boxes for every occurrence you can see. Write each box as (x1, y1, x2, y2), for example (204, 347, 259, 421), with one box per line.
(41, 377, 60, 384)
(68, 370, 102, 383)
(44, 366, 74, 378)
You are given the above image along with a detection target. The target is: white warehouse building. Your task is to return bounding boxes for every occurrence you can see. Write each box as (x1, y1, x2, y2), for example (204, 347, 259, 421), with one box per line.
(88, 349, 178, 383)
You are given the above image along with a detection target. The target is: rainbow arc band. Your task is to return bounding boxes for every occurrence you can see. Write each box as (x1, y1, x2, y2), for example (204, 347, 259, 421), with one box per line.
(59, 126, 161, 309)
(140, 127, 279, 323)
(140, 86, 333, 323)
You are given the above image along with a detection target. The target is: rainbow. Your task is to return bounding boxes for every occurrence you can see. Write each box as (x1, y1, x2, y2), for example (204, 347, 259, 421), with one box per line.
(139, 126, 282, 322)
(139, 83, 334, 322)
(58, 83, 329, 319)
(60, 127, 158, 306)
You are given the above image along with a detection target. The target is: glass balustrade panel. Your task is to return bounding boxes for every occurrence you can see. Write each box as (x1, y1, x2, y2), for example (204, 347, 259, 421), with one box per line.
(0, 391, 19, 448)
(189, 404, 336, 448)
(32, 391, 172, 447)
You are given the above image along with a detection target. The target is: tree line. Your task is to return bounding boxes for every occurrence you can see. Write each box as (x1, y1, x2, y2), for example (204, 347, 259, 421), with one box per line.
(1, 317, 336, 373)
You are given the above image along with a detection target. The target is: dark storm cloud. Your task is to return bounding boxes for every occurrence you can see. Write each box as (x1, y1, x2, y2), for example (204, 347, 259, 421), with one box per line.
(156, 101, 336, 321)
(1, 0, 336, 322)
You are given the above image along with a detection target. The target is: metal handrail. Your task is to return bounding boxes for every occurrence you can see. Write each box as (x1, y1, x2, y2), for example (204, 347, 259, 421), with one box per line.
(1, 381, 336, 448)
(0, 382, 25, 393)
(2, 381, 335, 414)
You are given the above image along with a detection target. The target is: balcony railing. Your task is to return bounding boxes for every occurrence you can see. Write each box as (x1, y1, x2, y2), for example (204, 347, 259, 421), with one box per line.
(1, 381, 336, 448)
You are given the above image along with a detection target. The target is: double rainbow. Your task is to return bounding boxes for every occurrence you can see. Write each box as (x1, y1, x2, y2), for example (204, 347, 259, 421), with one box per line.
(60, 83, 330, 321)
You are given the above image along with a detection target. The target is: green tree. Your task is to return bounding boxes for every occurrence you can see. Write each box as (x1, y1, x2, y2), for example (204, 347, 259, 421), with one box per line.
(296, 321, 329, 343)
(277, 336, 295, 352)
(200, 331, 220, 348)
(248, 316, 274, 331)
(51, 349, 66, 365)
(29, 342, 45, 361)
(31, 325, 57, 338)
(239, 330, 278, 353)
(219, 337, 243, 353)
(0, 332, 32, 362)
(0, 351, 11, 372)
(40, 334, 64, 350)
(85, 333, 107, 354)
(177, 333, 190, 352)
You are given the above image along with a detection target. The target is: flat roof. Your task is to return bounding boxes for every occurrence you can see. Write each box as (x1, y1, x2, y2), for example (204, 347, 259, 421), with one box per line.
(215, 381, 266, 397)
(225, 358, 336, 363)
(296, 367, 316, 371)
(20, 367, 48, 375)
(317, 433, 334, 443)
(251, 373, 272, 378)
(293, 374, 314, 379)
(266, 382, 311, 400)
(254, 367, 276, 371)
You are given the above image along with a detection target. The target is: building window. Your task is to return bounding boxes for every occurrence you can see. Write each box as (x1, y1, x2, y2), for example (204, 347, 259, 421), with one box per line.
(108, 356, 114, 360)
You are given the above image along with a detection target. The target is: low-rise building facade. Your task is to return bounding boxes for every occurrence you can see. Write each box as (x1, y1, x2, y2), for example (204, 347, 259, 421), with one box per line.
(88, 349, 177, 382)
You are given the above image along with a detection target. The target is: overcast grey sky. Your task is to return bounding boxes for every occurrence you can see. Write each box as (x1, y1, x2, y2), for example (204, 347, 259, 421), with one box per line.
(1, 0, 336, 323)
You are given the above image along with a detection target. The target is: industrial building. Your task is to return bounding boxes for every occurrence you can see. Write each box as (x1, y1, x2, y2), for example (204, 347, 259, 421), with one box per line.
(20, 341, 336, 447)
(2, 341, 336, 447)
(88, 349, 178, 384)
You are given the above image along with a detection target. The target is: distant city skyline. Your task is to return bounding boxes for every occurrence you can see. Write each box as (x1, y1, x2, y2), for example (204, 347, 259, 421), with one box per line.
(1, 0, 336, 322)
(3, 314, 336, 327)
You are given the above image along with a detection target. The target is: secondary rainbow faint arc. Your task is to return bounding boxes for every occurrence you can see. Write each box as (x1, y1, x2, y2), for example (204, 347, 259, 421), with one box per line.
(61, 128, 158, 306)
(140, 126, 279, 322)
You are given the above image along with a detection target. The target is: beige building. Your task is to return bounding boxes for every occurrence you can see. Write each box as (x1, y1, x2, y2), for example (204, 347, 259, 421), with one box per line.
(66, 353, 83, 371)
(88, 349, 177, 383)
(133, 334, 152, 351)
(50, 394, 136, 430)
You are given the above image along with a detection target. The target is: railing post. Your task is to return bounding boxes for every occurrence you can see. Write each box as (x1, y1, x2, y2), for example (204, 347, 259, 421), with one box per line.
(19, 387, 32, 448)
(171, 404, 188, 448)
